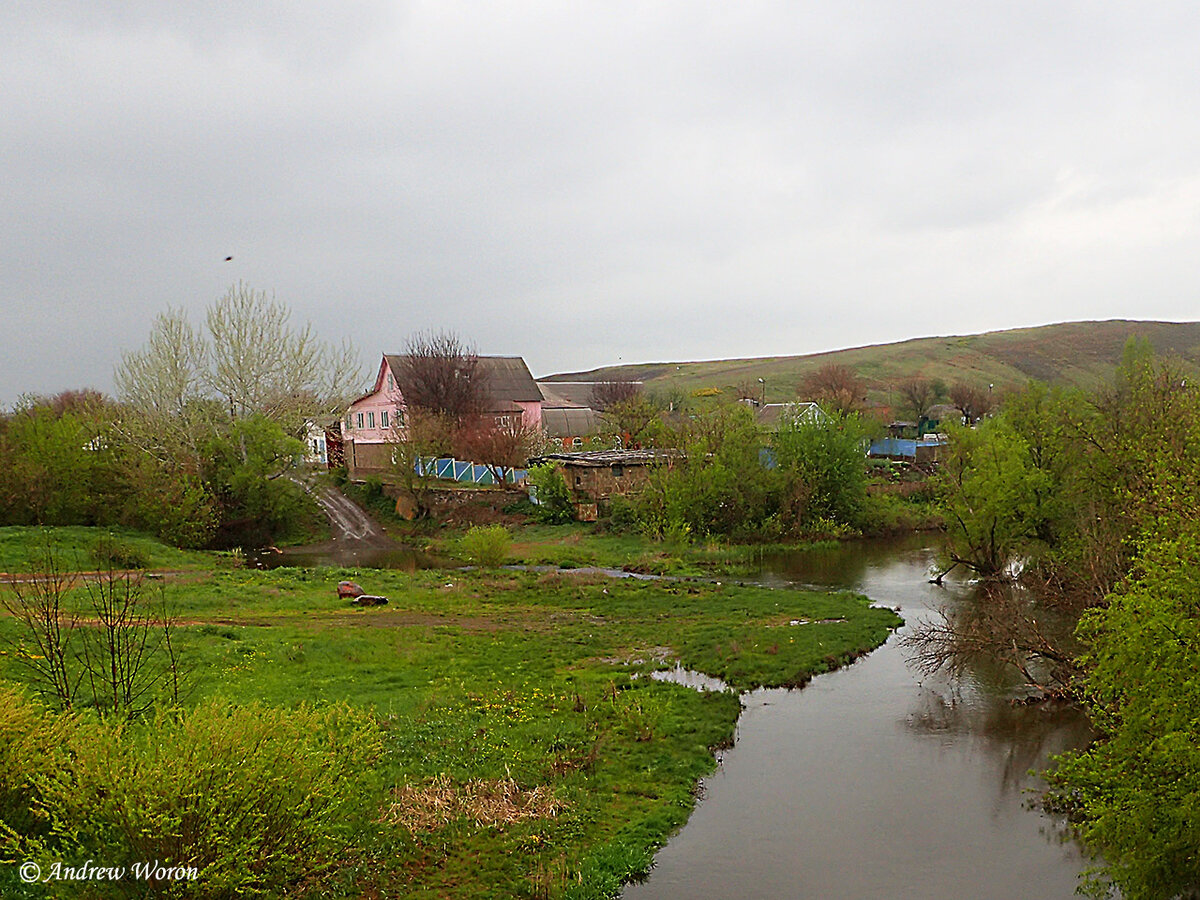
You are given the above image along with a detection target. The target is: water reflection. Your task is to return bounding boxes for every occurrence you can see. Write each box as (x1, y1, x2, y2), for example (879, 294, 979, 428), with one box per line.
(250, 541, 444, 571)
(623, 536, 1092, 900)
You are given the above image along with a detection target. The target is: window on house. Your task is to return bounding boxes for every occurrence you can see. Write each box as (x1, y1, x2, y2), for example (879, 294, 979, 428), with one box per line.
(355, 412, 364, 429)
(396, 408, 405, 427)
(380, 410, 389, 428)
(387, 374, 395, 391)
(575, 476, 582, 486)
(612, 465, 624, 477)
(367, 411, 376, 429)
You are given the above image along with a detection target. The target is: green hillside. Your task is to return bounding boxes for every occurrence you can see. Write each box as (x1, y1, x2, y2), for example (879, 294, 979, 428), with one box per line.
(542, 320, 1200, 407)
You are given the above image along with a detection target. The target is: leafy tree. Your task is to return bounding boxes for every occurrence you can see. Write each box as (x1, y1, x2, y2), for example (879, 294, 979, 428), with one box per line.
(636, 404, 778, 539)
(527, 463, 574, 523)
(201, 416, 314, 548)
(601, 394, 668, 448)
(934, 418, 1055, 578)
(1046, 530, 1200, 900)
(0, 397, 120, 526)
(773, 411, 869, 529)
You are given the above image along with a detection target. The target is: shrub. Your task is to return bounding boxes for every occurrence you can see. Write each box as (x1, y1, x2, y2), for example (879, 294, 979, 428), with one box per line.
(89, 534, 149, 570)
(527, 464, 574, 524)
(461, 525, 511, 568)
(10, 698, 382, 899)
(0, 684, 71, 847)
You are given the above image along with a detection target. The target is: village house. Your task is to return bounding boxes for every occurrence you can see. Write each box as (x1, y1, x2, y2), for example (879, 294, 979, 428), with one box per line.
(344, 354, 544, 478)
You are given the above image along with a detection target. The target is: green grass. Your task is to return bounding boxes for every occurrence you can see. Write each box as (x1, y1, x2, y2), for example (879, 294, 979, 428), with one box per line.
(0, 526, 901, 898)
(0, 526, 214, 574)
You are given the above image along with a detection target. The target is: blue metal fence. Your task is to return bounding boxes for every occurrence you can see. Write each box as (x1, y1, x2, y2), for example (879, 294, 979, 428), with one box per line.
(415, 456, 527, 486)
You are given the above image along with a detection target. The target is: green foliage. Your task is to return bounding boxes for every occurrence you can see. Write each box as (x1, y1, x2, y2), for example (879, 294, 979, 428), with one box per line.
(528, 464, 575, 524)
(88, 534, 149, 570)
(1046, 531, 1200, 900)
(2, 693, 382, 899)
(0, 406, 119, 528)
(934, 418, 1056, 577)
(628, 406, 874, 541)
(118, 459, 219, 549)
(634, 404, 780, 540)
(460, 524, 512, 567)
(773, 412, 869, 529)
(201, 416, 317, 548)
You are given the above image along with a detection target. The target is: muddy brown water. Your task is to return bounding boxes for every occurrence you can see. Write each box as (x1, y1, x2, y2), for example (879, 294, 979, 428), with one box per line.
(623, 536, 1094, 900)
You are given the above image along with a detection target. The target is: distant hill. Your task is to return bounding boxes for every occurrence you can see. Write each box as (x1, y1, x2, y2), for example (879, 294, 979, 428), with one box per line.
(542, 320, 1200, 408)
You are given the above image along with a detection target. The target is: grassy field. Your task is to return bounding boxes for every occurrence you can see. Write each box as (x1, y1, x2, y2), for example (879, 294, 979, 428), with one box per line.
(540, 319, 1200, 407)
(0, 526, 215, 574)
(0, 528, 901, 899)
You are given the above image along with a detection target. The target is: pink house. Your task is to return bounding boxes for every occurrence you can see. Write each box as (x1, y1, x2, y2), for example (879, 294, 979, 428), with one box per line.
(344, 354, 544, 477)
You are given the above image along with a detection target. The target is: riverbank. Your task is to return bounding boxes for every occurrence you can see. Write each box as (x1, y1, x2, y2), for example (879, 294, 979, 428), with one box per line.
(335, 475, 942, 580)
(0, 526, 900, 898)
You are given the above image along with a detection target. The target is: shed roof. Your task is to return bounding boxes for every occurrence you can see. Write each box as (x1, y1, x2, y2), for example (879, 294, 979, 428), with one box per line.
(536, 381, 595, 408)
(530, 449, 681, 467)
(541, 406, 599, 438)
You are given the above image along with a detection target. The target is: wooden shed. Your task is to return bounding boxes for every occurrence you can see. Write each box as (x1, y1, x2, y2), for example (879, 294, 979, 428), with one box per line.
(528, 449, 681, 521)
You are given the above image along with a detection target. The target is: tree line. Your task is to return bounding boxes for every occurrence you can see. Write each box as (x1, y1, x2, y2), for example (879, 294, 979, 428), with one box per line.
(0, 284, 362, 548)
(914, 338, 1200, 899)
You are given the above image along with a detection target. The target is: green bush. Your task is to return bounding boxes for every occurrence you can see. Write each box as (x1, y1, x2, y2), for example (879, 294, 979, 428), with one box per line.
(527, 464, 574, 524)
(3, 696, 382, 899)
(89, 534, 149, 570)
(460, 525, 511, 568)
(0, 684, 70, 846)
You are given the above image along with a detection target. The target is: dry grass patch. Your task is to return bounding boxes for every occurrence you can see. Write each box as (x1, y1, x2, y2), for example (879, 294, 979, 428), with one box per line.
(380, 774, 565, 832)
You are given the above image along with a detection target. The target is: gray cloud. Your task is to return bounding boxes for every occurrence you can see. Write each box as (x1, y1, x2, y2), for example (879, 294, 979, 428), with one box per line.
(4, 1, 1200, 405)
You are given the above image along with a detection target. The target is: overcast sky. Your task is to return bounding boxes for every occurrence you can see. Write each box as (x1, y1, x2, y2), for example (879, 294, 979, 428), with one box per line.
(4, 2, 1200, 406)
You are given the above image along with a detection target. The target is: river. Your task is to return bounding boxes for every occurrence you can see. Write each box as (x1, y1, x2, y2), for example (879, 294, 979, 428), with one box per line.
(623, 536, 1093, 900)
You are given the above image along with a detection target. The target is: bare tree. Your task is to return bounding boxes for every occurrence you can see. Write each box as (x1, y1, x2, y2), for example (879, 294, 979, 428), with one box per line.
(115, 285, 363, 456)
(394, 331, 490, 420)
(77, 569, 188, 714)
(902, 585, 1078, 695)
(589, 380, 643, 411)
(454, 414, 543, 486)
(205, 283, 362, 432)
(0, 539, 82, 708)
(385, 408, 456, 519)
(948, 382, 993, 424)
(114, 307, 212, 468)
(0, 539, 189, 713)
(896, 377, 943, 424)
(801, 363, 866, 416)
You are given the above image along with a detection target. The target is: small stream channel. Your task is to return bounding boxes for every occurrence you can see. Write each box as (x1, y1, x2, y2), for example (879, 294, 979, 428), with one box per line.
(260, 529, 1093, 897)
(623, 535, 1093, 900)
